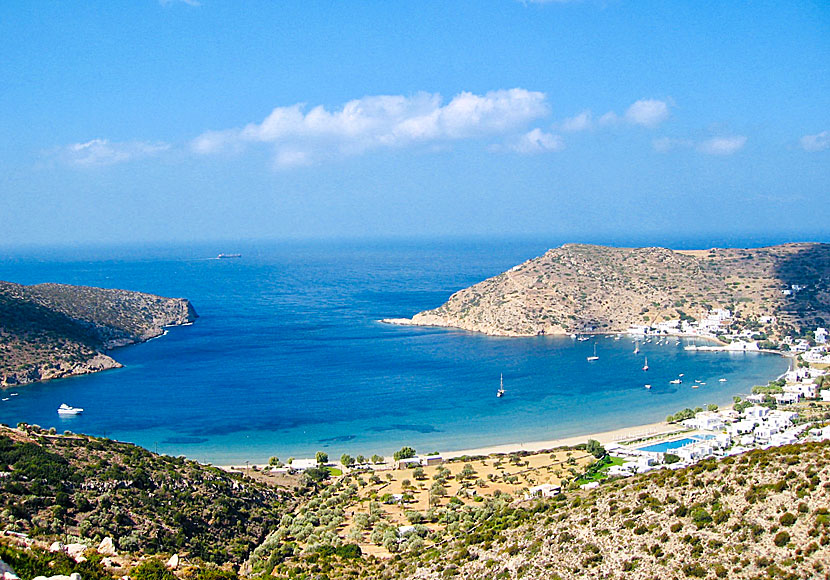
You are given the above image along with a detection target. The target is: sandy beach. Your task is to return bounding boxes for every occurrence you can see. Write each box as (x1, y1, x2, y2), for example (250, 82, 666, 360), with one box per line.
(221, 418, 688, 471)
(439, 419, 685, 460)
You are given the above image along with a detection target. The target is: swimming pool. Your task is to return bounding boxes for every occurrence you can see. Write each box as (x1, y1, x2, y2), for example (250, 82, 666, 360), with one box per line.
(638, 437, 700, 453)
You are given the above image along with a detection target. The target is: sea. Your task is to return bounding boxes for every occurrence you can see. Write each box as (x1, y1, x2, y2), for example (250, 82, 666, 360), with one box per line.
(0, 237, 793, 464)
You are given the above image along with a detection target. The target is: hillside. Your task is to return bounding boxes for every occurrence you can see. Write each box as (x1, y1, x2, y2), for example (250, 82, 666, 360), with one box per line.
(0, 425, 291, 565)
(0, 281, 196, 386)
(391, 242, 830, 337)
(0, 429, 827, 579)
(253, 442, 830, 580)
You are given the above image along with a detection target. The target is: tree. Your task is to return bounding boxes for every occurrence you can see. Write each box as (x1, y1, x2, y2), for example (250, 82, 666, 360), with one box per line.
(303, 466, 330, 483)
(460, 463, 476, 480)
(393, 446, 416, 461)
(586, 439, 606, 458)
(268, 456, 280, 466)
(315, 451, 329, 465)
(340, 454, 355, 467)
(371, 454, 385, 464)
(412, 466, 425, 480)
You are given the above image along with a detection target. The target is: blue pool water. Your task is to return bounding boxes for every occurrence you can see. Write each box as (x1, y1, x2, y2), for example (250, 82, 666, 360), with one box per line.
(639, 435, 714, 453)
(0, 239, 790, 463)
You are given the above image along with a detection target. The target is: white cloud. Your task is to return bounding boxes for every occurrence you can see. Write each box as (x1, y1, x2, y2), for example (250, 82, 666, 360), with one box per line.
(507, 128, 565, 154)
(697, 136, 747, 155)
(800, 130, 830, 152)
(624, 99, 670, 128)
(191, 89, 549, 167)
(652, 137, 687, 152)
(560, 110, 592, 132)
(56, 139, 170, 166)
(598, 111, 619, 127)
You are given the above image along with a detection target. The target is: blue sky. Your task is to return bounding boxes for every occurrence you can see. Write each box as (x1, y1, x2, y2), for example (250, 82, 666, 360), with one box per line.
(1, 1, 828, 246)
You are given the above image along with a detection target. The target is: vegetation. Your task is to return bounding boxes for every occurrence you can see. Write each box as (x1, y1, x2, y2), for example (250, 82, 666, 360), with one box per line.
(392, 446, 416, 461)
(0, 426, 287, 564)
(410, 242, 830, 339)
(0, 280, 196, 385)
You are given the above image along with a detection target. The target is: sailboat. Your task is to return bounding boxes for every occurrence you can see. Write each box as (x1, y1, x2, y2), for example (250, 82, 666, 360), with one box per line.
(587, 343, 599, 361)
(497, 374, 505, 397)
(642, 356, 649, 371)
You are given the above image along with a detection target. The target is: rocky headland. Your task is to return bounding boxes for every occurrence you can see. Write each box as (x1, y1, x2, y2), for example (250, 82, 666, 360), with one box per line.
(387, 242, 830, 338)
(0, 281, 197, 387)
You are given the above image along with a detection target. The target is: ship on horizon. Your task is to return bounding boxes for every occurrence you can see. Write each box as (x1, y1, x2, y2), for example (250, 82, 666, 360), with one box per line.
(216, 253, 242, 259)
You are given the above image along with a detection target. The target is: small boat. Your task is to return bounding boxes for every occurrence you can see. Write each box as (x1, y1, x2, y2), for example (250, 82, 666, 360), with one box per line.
(645, 384, 652, 390)
(216, 253, 242, 259)
(719, 378, 727, 382)
(633, 341, 640, 354)
(497, 374, 505, 398)
(57, 403, 83, 416)
(642, 357, 649, 371)
(691, 385, 699, 389)
(587, 344, 599, 361)
(670, 379, 682, 384)
(678, 373, 685, 377)
(9, 393, 18, 397)
(1, 398, 8, 402)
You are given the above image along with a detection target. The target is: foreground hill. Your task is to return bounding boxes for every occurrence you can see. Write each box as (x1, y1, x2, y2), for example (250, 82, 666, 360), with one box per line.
(0, 425, 290, 564)
(0, 281, 196, 386)
(396, 242, 830, 337)
(0, 428, 827, 580)
(267, 442, 830, 580)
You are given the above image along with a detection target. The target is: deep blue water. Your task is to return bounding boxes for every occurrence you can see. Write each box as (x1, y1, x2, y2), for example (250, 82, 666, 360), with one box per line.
(0, 239, 789, 464)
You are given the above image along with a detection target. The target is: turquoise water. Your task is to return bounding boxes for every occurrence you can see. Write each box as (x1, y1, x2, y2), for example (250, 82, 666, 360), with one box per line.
(0, 239, 789, 464)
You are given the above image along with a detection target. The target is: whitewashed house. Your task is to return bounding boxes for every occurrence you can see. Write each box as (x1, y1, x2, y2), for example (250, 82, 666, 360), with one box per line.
(526, 483, 561, 498)
(745, 406, 770, 421)
(774, 392, 800, 405)
(682, 412, 726, 431)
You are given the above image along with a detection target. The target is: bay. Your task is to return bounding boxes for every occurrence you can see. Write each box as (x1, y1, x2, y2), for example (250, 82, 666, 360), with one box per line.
(0, 238, 789, 464)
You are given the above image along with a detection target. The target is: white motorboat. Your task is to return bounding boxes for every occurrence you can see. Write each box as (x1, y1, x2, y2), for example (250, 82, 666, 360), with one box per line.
(57, 403, 83, 416)
(587, 344, 599, 361)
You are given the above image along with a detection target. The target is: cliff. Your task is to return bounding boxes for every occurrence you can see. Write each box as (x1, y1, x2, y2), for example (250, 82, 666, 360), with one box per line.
(0, 281, 197, 386)
(391, 242, 830, 337)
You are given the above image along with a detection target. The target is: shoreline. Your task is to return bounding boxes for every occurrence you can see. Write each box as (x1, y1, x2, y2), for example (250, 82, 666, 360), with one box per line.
(438, 419, 685, 460)
(217, 419, 692, 471)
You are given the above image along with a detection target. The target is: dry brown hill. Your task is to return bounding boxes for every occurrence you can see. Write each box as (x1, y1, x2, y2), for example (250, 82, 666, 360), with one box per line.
(0, 281, 196, 386)
(399, 243, 830, 337)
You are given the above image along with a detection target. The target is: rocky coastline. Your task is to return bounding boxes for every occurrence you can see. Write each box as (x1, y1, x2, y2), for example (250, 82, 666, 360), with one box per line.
(384, 242, 830, 340)
(0, 281, 197, 387)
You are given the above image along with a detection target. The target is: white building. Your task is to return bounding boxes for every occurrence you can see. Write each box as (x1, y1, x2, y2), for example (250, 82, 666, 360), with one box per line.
(682, 412, 726, 431)
(816, 328, 828, 344)
(526, 483, 561, 498)
(774, 392, 800, 405)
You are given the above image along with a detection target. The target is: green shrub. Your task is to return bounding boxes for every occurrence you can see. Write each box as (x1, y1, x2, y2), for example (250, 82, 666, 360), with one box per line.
(773, 531, 790, 547)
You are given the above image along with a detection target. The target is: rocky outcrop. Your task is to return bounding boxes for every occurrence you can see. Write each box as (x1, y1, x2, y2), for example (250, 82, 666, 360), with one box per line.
(390, 243, 830, 337)
(0, 281, 197, 387)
